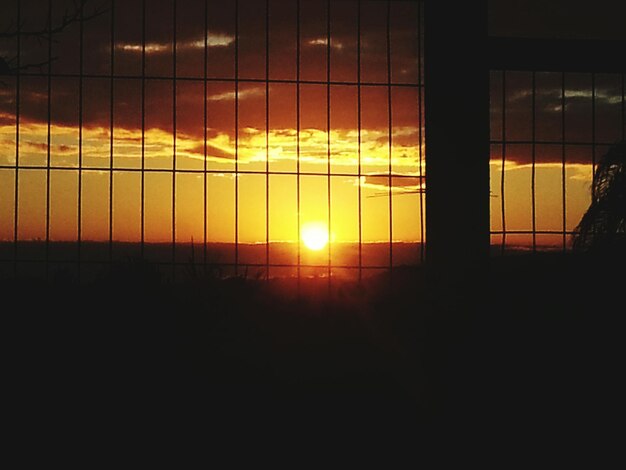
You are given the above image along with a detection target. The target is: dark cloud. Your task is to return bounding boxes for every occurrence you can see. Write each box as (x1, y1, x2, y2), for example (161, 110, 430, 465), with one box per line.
(362, 173, 424, 193)
(491, 70, 625, 164)
(1, 0, 422, 138)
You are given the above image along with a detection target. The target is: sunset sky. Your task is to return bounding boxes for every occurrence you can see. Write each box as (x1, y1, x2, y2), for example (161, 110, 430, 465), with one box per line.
(0, 0, 624, 261)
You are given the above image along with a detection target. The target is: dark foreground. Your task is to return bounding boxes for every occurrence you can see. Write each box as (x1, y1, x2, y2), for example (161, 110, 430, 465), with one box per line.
(4, 252, 624, 463)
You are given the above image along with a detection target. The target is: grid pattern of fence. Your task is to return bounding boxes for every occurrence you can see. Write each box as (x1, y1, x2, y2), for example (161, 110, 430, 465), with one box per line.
(489, 70, 625, 254)
(0, 0, 425, 283)
(5, 1, 622, 284)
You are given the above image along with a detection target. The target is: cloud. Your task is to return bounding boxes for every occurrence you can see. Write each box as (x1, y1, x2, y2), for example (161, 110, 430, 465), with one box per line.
(115, 33, 235, 54)
(306, 37, 344, 50)
(0, 112, 15, 126)
(206, 87, 264, 102)
(359, 173, 425, 194)
(189, 33, 236, 48)
(490, 143, 617, 165)
(489, 159, 594, 182)
(508, 87, 622, 106)
(116, 43, 169, 53)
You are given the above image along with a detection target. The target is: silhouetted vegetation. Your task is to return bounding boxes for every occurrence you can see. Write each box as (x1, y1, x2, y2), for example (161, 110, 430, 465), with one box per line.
(573, 140, 626, 254)
(5, 248, 624, 461)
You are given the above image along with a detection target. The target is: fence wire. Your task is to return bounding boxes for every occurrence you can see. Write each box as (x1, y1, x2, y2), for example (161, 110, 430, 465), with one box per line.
(0, 0, 425, 283)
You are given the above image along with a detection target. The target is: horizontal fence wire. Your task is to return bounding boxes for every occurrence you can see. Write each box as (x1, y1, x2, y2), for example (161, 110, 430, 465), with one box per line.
(14, 72, 422, 88)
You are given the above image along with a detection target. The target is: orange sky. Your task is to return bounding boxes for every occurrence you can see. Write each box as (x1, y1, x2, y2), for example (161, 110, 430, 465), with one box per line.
(0, 112, 601, 247)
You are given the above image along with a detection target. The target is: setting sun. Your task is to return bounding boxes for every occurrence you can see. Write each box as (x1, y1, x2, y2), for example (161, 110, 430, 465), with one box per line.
(301, 222, 330, 251)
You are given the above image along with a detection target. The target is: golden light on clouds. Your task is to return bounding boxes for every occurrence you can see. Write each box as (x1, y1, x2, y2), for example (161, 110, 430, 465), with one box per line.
(0, 116, 424, 170)
(0, 115, 598, 247)
(0, 116, 426, 244)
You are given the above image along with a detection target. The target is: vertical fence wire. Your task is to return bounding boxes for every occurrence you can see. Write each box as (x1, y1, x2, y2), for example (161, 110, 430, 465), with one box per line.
(622, 73, 625, 140)
(234, 0, 239, 277)
(109, 0, 115, 268)
(386, 0, 393, 273)
(140, 0, 146, 260)
(561, 72, 567, 251)
(265, 0, 270, 281)
(13, 0, 21, 277)
(417, 1, 425, 263)
(78, 2, 84, 279)
(172, 0, 178, 279)
(45, 0, 52, 279)
(357, 0, 363, 281)
(531, 71, 537, 252)
(203, 0, 209, 268)
(296, 0, 301, 287)
(326, 0, 332, 288)
(591, 73, 596, 201)
(500, 71, 507, 254)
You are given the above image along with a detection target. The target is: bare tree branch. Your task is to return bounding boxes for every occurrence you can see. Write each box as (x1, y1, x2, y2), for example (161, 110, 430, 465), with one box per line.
(0, 1, 108, 40)
(0, 0, 108, 76)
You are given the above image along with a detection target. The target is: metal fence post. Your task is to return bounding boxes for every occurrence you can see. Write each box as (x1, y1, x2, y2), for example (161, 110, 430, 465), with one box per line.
(424, 0, 491, 280)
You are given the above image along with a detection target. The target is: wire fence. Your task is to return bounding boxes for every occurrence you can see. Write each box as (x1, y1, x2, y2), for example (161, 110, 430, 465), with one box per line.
(3, 1, 622, 284)
(489, 70, 625, 255)
(0, 0, 425, 284)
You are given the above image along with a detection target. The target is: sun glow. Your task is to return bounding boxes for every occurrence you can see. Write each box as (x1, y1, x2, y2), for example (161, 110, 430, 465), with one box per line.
(301, 222, 329, 251)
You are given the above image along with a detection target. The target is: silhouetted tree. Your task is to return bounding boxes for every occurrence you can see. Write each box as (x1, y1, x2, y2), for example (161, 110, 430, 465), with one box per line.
(0, 0, 107, 76)
(572, 140, 626, 253)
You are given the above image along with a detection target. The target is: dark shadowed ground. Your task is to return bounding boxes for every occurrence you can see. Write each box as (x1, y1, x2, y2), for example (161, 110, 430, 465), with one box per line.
(3, 250, 624, 463)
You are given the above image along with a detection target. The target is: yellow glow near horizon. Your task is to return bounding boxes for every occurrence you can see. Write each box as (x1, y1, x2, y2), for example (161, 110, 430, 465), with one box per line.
(301, 222, 329, 251)
(0, 117, 596, 247)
